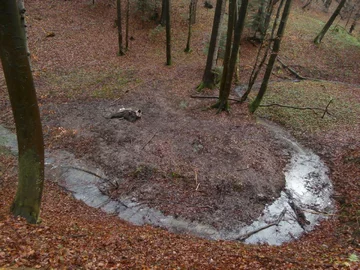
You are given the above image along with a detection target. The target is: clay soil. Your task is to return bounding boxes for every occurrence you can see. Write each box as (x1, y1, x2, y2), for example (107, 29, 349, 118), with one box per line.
(0, 0, 360, 268)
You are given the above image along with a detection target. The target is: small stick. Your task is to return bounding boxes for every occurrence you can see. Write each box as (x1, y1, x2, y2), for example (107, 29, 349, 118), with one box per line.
(142, 132, 157, 150)
(236, 209, 286, 241)
(321, 99, 333, 119)
(194, 168, 200, 191)
(190, 95, 241, 102)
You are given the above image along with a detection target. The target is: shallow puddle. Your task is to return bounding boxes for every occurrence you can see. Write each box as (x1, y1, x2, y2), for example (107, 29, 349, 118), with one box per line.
(0, 122, 334, 245)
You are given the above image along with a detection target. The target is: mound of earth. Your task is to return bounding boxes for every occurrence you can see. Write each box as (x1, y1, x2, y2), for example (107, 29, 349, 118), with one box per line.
(43, 89, 289, 230)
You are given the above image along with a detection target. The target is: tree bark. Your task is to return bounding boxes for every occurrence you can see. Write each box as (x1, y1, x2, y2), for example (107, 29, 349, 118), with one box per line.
(314, 0, 347, 44)
(160, 0, 166, 26)
(185, 0, 194, 52)
(250, 0, 293, 113)
(165, 0, 172, 65)
(213, 0, 236, 111)
(0, 1, 44, 224)
(216, 0, 249, 111)
(197, 0, 226, 90)
(125, 0, 130, 50)
(117, 0, 125, 56)
(190, 0, 198, 24)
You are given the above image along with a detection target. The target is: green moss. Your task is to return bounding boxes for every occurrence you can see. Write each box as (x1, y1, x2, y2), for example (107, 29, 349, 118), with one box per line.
(11, 149, 43, 224)
(252, 81, 360, 136)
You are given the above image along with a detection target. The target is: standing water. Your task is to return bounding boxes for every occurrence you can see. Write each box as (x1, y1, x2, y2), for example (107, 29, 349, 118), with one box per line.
(0, 122, 334, 245)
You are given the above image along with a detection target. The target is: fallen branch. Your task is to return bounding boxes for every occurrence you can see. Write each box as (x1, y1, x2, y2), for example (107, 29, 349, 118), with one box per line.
(190, 95, 241, 102)
(321, 99, 333, 118)
(259, 101, 333, 117)
(62, 166, 118, 189)
(277, 57, 307, 80)
(236, 209, 286, 241)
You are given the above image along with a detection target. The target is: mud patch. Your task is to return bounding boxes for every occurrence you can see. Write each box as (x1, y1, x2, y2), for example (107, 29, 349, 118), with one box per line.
(42, 91, 288, 230)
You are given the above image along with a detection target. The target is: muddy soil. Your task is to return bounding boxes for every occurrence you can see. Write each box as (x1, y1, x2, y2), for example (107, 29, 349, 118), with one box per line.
(42, 83, 289, 230)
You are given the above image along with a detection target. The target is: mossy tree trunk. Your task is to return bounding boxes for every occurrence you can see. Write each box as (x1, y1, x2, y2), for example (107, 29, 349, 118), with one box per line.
(197, 0, 226, 90)
(0, 0, 45, 224)
(250, 0, 293, 113)
(117, 0, 125, 56)
(214, 0, 249, 111)
(314, 0, 347, 44)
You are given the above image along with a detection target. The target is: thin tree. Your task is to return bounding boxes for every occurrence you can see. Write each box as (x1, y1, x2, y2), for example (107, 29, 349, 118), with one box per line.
(0, 0, 45, 224)
(197, 0, 226, 90)
(213, 0, 249, 111)
(190, 0, 198, 24)
(160, 0, 166, 26)
(250, 0, 293, 113)
(117, 0, 125, 56)
(126, 0, 130, 50)
(314, 0, 347, 44)
(165, 0, 172, 65)
(185, 0, 195, 52)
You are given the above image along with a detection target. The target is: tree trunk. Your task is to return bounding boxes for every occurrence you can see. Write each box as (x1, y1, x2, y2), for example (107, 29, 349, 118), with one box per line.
(250, 0, 293, 113)
(215, 0, 249, 111)
(126, 0, 130, 50)
(185, 0, 194, 52)
(117, 0, 125, 56)
(0, 0, 44, 224)
(190, 0, 198, 24)
(160, 0, 166, 26)
(197, 0, 225, 90)
(165, 0, 172, 65)
(314, 0, 347, 44)
(213, 0, 236, 111)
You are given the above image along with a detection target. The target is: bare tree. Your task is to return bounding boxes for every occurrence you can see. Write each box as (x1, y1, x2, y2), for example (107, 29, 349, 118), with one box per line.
(213, 0, 250, 111)
(117, 0, 125, 55)
(250, 0, 293, 113)
(314, 0, 347, 44)
(0, 0, 45, 223)
(197, 0, 226, 90)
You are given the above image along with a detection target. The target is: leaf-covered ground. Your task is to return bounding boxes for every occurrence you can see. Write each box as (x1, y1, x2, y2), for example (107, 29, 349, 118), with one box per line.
(0, 0, 360, 268)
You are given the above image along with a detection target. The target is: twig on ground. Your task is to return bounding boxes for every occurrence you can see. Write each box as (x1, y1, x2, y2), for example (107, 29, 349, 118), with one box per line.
(190, 95, 241, 102)
(142, 132, 157, 150)
(321, 99, 333, 118)
(236, 209, 286, 241)
(194, 168, 200, 191)
(62, 165, 118, 188)
(259, 102, 333, 117)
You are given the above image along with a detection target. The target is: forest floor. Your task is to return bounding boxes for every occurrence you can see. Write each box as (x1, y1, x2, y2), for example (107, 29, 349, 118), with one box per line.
(0, 0, 360, 268)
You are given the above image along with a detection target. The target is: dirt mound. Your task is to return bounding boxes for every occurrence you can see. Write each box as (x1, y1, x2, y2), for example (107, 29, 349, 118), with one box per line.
(43, 86, 288, 230)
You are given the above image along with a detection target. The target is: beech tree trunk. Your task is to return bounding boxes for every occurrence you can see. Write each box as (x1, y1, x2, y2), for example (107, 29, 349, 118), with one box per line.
(0, 0, 44, 224)
(190, 0, 198, 24)
(165, 0, 171, 65)
(126, 0, 130, 50)
(250, 0, 293, 113)
(314, 0, 347, 44)
(185, 0, 194, 52)
(198, 0, 226, 90)
(213, 0, 236, 111)
(117, 0, 125, 55)
(215, 0, 249, 111)
(160, 0, 166, 26)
